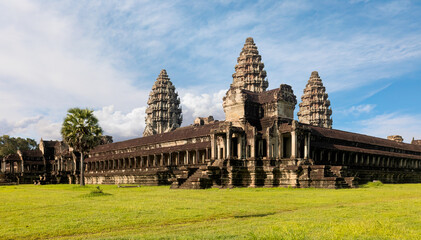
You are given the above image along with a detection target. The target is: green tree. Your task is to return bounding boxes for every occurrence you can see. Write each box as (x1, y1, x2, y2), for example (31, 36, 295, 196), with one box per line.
(61, 108, 103, 186)
(0, 135, 37, 158)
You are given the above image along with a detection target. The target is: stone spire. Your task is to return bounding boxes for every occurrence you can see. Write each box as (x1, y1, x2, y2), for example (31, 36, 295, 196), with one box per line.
(143, 69, 182, 136)
(231, 37, 268, 93)
(297, 71, 333, 128)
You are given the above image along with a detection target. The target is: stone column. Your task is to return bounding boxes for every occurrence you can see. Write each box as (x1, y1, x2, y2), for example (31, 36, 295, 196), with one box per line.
(226, 131, 231, 159)
(238, 134, 243, 159)
(211, 134, 216, 159)
(266, 130, 270, 158)
(205, 148, 209, 160)
(251, 134, 256, 158)
(177, 152, 180, 166)
(291, 131, 297, 159)
(167, 152, 172, 166)
(195, 150, 199, 164)
(161, 153, 164, 166)
(186, 151, 189, 165)
(304, 134, 308, 159)
(278, 134, 283, 158)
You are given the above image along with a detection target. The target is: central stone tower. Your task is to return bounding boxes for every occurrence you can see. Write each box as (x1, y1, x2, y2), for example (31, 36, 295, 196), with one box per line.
(231, 37, 268, 93)
(143, 69, 182, 136)
(223, 37, 296, 126)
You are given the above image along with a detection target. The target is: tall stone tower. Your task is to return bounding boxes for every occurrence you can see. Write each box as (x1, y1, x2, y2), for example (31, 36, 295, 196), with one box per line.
(297, 71, 333, 128)
(231, 37, 268, 93)
(143, 69, 182, 137)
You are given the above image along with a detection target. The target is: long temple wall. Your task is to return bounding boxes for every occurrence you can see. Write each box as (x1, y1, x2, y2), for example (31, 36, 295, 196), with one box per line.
(85, 131, 212, 185)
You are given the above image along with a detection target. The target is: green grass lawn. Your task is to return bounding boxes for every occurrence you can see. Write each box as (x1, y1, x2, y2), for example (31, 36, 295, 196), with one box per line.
(1, 183, 420, 240)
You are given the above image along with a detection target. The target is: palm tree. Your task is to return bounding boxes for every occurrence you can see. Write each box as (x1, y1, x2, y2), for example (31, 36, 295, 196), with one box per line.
(61, 108, 103, 186)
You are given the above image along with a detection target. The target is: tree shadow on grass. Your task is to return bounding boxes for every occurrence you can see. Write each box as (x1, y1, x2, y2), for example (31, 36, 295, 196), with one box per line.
(234, 212, 276, 219)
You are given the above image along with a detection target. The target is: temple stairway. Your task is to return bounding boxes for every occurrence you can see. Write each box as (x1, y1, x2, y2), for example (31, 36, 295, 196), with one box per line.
(171, 159, 358, 189)
(171, 165, 212, 189)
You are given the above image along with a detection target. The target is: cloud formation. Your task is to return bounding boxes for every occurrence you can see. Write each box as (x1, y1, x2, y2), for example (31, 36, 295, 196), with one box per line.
(355, 113, 421, 143)
(180, 89, 226, 125)
(94, 105, 146, 141)
(339, 104, 376, 116)
(0, 116, 61, 140)
(0, 0, 420, 143)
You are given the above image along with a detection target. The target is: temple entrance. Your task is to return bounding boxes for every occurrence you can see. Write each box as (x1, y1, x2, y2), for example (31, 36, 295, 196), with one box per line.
(283, 135, 291, 158)
(232, 137, 238, 158)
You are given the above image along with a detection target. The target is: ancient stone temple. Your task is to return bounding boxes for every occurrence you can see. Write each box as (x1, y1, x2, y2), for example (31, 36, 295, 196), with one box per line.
(231, 37, 268, 93)
(297, 71, 333, 128)
(78, 37, 421, 188)
(143, 69, 182, 136)
(4, 37, 421, 188)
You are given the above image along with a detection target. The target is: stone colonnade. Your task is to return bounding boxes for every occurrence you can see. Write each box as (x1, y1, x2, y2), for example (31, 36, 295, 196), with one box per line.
(87, 148, 210, 172)
(210, 127, 311, 160)
(311, 148, 421, 170)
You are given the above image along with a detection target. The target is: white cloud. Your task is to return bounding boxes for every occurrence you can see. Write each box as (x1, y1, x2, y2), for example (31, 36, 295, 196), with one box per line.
(180, 89, 226, 125)
(0, 116, 61, 140)
(0, 1, 147, 119)
(1, 0, 420, 144)
(339, 104, 376, 116)
(354, 113, 421, 143)
(94, 105, 146, 141)
(0, 105, 147, 141)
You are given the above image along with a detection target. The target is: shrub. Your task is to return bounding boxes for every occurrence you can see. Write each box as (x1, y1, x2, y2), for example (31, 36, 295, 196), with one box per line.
(361, 181, 384, 188)
(82, 186, 111, 197)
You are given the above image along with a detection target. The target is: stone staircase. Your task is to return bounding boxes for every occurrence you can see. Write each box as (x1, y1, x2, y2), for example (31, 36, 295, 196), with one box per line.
(171, 165, 213, 189)
(170, 160, 358, 189)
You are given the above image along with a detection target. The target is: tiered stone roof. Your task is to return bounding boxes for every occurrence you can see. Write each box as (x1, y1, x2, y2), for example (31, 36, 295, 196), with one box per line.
(143, 69, 182, 136)
(297, 71, 332, 128)
(231, 37, 268, 93)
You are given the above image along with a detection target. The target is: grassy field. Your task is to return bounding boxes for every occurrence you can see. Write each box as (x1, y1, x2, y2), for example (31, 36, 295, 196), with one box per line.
(0, 183, 421, 240)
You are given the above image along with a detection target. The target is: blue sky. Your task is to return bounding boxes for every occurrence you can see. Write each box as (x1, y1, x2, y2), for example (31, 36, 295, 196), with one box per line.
(0, 0, 420, 142)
